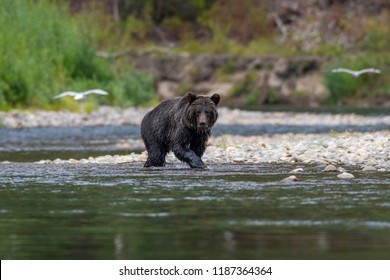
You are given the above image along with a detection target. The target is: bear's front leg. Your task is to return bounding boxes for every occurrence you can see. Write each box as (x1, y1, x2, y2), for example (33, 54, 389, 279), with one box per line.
(190, 133, 208, 158)
(172, 144, 206, 168)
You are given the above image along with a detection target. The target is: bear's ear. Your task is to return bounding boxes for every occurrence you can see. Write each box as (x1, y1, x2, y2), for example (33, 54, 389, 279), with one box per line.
(210, 94, 220, 105)
(186, 92, 197, 103)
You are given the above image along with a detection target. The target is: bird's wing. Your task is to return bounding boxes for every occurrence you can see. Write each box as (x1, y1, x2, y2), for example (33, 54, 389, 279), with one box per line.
(53, 91, 77, 99)
(84, 89, 109, 95)
(357, 68, 381, 75)
(331, 68, 356, 75)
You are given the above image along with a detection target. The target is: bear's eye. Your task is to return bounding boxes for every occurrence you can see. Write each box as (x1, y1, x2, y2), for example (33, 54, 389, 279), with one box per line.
(205, 110, 210, 115)
(196, 110, 201, 115)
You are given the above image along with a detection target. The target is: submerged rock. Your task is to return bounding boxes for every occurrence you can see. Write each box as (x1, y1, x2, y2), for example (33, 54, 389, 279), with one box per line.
(281, 175, 299, 182)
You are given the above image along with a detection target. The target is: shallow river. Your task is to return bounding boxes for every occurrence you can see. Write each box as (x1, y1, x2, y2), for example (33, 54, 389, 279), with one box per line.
(1, 162, 390, 259)
(1, 122, 390, 259)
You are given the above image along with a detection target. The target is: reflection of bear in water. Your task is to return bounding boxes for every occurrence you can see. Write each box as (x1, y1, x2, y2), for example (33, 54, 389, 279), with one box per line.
(141, 92, 220, 168)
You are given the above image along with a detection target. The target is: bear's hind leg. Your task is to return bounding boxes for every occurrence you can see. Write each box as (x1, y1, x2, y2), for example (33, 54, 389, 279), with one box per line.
(144, 145, 168, 167)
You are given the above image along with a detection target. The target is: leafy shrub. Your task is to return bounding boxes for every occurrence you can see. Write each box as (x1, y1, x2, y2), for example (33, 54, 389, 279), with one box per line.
(0, 0, 154, 110)
(109, 70, 154, 107)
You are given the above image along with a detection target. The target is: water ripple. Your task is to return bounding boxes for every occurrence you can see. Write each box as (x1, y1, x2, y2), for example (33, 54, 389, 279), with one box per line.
(117, 212, 170, 218)
(231, 219, 390, 229)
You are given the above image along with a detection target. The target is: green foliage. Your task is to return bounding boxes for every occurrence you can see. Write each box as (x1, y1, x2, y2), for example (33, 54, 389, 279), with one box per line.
(245, 39, 295, 57)
(229, 70, 257, 98)
(0, 0, 154, 110)
(76, 4, 152, 51)
(305, 44, 344, 57)
(324, 69, 363, 105)
(228, 70, 277, 108)
(3, 0, 390, 110)
(214, 134, 229, 149)
(109, 70, 154, 107)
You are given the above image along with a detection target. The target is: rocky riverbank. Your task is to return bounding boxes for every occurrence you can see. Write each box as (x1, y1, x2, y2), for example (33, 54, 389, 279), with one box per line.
(1, 106, 389, 171)
(29, 131, 389, 172)
(1, 106, 390, 128)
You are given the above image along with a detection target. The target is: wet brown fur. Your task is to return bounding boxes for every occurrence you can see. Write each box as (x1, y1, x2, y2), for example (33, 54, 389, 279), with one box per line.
(141, 92, 220, 168)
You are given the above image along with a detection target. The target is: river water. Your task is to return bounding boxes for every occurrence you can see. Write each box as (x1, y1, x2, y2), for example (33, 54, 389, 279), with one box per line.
(1, 123, 390, 259)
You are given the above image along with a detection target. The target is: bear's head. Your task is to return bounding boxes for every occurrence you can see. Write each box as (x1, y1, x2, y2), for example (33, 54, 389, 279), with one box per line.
(185, 92, 220, 132)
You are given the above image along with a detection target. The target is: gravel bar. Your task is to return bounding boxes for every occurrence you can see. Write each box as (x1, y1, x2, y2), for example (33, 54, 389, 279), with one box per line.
(1, 107, 389, 170)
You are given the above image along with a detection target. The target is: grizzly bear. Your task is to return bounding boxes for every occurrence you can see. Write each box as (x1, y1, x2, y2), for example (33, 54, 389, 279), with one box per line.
(141, 92, 220, 168)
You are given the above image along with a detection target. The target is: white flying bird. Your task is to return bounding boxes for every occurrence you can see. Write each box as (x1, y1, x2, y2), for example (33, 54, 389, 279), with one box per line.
(331, 68, 381, 77)
(53, 89, 109, 100)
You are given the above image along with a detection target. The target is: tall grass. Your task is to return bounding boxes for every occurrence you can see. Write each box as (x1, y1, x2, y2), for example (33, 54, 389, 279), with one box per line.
(0, 0, 154, 110)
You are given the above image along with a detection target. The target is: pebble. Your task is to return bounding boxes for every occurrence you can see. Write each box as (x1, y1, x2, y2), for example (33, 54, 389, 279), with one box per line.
(323, 164, 338, 172)
(53, 158, 63, 164)
(289, 168, 304, 174)
(362, 165, 377, 172)
(114, 157, 131, 164)
(337, 172, 355, 179)
(232, 157, 245, 163)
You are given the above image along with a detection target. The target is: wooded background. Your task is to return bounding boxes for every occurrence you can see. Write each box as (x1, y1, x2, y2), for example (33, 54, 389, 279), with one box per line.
(1, 0, 389, 110)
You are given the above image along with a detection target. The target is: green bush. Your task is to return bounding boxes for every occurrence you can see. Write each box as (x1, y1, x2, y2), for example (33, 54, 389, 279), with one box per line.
(0, 0, 154, 110)
(109, 70, 154, 107)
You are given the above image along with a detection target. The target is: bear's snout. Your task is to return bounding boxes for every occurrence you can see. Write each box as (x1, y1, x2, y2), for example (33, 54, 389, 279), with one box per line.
(198, 112, 208, 128)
